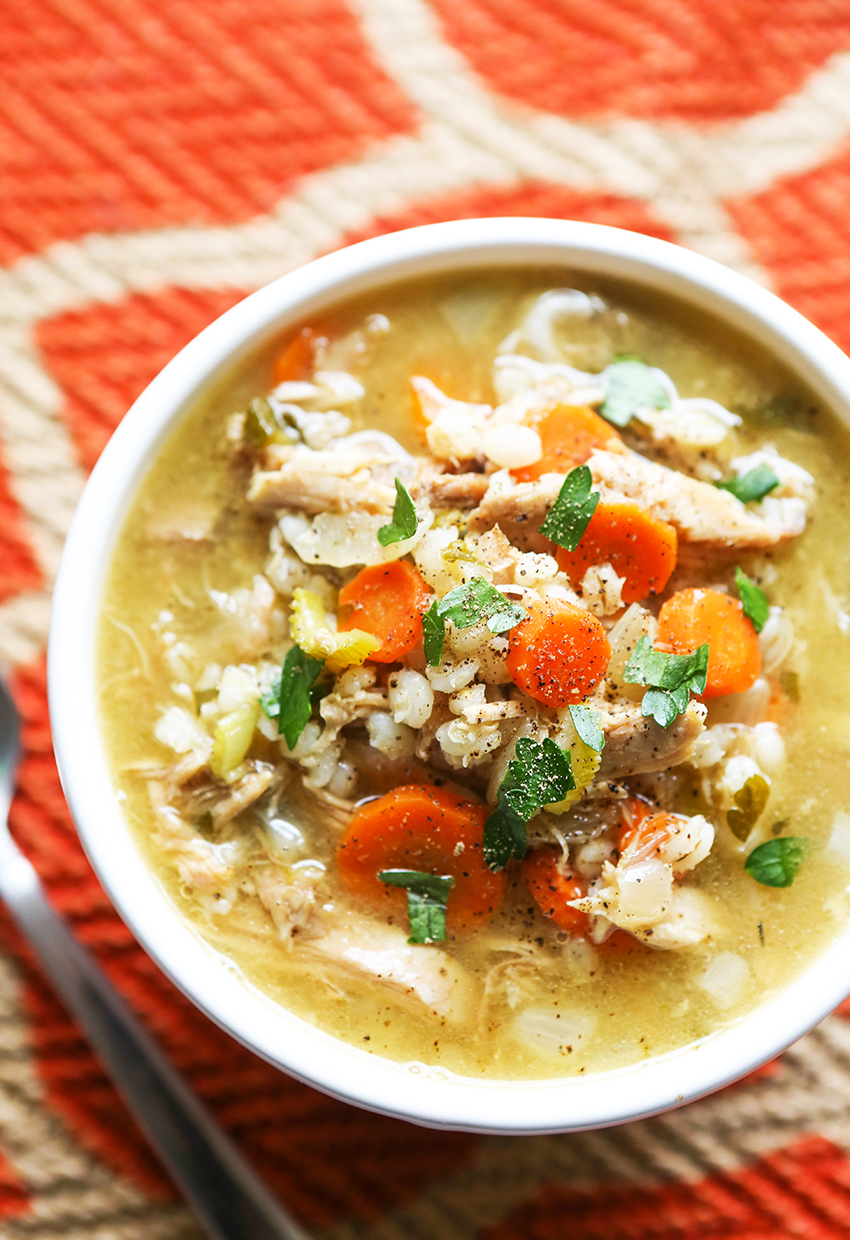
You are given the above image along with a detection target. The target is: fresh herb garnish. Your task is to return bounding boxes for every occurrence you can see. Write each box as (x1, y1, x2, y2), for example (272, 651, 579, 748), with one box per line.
(622, 636, 710, 729)
(423, 579, 527, 667)
(377, 478, 418, 547)
(735, 567, 770, 634)
(538, 464, 600, 551)
(260, 645, 324, 750)
(716, 463, 780, 504)
(568, 703, 605, 752)
(727, 773, 770, 842)
(600, 359, 671, 428)
(745, 837, 807, 887)
(422, 600, 445, 666)
(484, 737, 575, 871)
(378, 869, 455, 943)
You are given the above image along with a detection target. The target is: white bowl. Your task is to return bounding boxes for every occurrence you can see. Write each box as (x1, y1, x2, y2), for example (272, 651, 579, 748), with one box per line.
(49, 218, 850, 1134)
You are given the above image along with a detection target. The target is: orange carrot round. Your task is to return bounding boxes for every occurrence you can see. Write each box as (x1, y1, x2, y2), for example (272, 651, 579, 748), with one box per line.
(272, 325, 329, 385)
(523, 849, 588, 934)
(657, 587, 762, 699)
(506, 596, 610, 706)
(337, 785, 506, 933)
(338, 561, 431, 663)
(555, 501, 677, 604)
(618, 800, 683, 861)
(511, 405, 619, 483)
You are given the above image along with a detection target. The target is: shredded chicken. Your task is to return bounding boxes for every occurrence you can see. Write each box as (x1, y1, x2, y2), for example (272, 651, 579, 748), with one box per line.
(597, 700, 707, 779)
(304, 920, 471, 1020)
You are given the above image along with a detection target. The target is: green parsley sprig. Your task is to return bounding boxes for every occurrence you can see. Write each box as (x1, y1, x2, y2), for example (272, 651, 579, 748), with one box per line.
(600, 359, 671, 428)
(377, 478, 418, 547)
(622, 636, 709, 729)
(378, 870, 455, 943)
(538, 464, 599, 551)
(568, 703, 605, 752)
(424, 579, 527, 667)
(716, 463, 780, 504)
(735, 566, 770, 633)
(484, 737, 575, 871)
(260, 645, 324, 749)
(745, 837, 807, 887)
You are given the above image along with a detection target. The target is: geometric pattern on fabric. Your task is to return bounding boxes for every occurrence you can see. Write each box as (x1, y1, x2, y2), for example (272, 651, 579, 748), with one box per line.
(0, 450, 42, 607)
(0, 1150, 29, 1221)
(0, 0, 416, 264)
(482, 1135, 850, 1240)
(426, 0, 850, 122)
(344, 180, 679, 245)
(9, 660, 478, 1227)
(727, 140, 850, 356)
(35, 287, 249, 475)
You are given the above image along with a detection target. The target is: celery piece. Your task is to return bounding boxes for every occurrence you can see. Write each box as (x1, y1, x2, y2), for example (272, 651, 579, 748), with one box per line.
(290, 588, 379, 673)
(210, 703, 260, 779)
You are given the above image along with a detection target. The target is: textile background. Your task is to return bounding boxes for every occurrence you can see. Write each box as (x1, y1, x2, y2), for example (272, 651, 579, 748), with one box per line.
(3, 1, 850, 1235)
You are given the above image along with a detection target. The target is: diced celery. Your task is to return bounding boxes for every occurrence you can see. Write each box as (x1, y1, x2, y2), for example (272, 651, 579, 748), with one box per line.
(243, 397, 298, 448)
(290, 588, 379, 674)
(210, 703, 260, 778)
(545, 729, 601, 815)
(727, 774, 770, 841)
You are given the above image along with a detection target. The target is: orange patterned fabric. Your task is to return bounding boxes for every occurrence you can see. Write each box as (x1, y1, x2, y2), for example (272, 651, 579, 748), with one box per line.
(4, 2, 850, 1237)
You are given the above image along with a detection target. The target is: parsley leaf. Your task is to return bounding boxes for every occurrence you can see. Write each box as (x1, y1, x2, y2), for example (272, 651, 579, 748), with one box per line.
(568, 703, 605, 752)
(484, 737, 575, 871)
(422, 601, 445, 667)
(622, 636, 709, 729)
(260, 645, 324, 750)
(378, 870, 455, 943)
(745, 837, 808, 888)
(377, 478, 418, 547)
(538, 464, 600, 551)
(601, 359, 671, 428)
(425, 579, 527, 667)
(735, 566, 770, 633)
(716, 463, 780, 504)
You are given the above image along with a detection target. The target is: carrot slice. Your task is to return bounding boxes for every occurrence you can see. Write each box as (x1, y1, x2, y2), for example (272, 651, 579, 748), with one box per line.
(338, 561, 431, 664)
(272, 325, 329, 385)
(555, 501, 677, 604)
(657, 587, 762, 699)
(618, 800, 682, 861)
(337, 785, 506, 933)
(511, 405, 619, 483)
(506, 596, 610, 707)
(523, 849, 589, 934)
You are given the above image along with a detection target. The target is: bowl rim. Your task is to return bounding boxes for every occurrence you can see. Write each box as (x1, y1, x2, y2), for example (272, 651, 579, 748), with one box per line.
(48, 216, 850, 1134)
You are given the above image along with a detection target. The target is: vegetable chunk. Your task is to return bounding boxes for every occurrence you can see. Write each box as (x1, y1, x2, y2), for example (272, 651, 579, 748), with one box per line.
(511, 405, 619, 482)
(556, 500, 677, 603)
(657, 588, 762, 699)
(523, 850, 589, 934)
(338, 561, 431, 663)
(506, 597, 610, 706)
(337, 786, 506, 933)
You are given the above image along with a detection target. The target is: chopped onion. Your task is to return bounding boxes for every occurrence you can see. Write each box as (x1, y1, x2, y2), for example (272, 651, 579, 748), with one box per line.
(695, 953, 750, 1008)
(828, 811, 850, 864)
(617, 856, 672, 925)
(513, 1004, 596, 1052)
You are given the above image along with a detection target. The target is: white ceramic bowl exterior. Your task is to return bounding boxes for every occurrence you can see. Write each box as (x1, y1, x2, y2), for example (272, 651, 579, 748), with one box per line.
(48, 219, 850, 1134)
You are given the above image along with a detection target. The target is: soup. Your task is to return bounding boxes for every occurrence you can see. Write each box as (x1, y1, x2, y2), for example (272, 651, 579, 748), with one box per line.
(97, 269, 850, 1080)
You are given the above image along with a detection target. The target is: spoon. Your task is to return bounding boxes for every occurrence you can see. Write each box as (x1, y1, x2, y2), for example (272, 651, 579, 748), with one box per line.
(0, 674, 312, 1240)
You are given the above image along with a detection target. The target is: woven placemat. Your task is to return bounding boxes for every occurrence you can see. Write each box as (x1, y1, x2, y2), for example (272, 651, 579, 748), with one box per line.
(4, 1, 850, 1235)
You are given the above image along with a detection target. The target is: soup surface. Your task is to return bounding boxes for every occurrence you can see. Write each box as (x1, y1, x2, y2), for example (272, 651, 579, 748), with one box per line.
(98, 269, 850, 1080)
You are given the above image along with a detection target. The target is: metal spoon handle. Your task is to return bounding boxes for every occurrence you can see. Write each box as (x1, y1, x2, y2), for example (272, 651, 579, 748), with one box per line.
(0, 833, 311, 1240)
